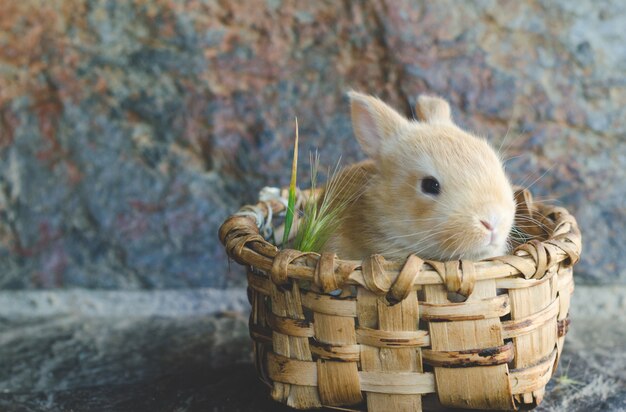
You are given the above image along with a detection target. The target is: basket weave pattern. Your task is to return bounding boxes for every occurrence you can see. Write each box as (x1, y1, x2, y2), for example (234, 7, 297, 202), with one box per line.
(219, 188, 581, 411)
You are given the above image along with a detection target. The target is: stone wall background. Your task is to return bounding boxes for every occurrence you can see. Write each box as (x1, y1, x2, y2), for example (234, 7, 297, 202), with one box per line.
(0, 0, 624, 289)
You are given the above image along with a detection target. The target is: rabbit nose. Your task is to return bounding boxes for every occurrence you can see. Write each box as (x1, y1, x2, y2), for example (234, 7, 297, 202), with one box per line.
(480, 220, 494, 231)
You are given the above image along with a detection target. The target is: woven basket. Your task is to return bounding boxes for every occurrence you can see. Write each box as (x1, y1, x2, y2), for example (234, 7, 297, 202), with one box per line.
(219, 186, 581, 411)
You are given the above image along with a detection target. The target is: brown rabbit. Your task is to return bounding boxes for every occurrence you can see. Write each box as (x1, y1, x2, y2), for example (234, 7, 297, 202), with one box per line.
(323, 91, 516, 261)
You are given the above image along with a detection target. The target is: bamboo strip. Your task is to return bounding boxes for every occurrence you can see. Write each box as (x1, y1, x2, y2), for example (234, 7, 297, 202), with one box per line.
(419, 294, 510, 321)
(356, 327, 430, 348)
(301, 292, 358, 317)
(267, 312, 314, 337)
(267, 352, 318, 386)
(309, 341, 361, 362)
(316, 358, 363, 406)
(422, 342, 514, 367)
(250, 281, 272, 386)
(495, 269, 557, 289)
(555, 266, 574, 370)
(509, 349, 557, 395)
(359, 371, 436, 395)
(502, 298, 559, 339)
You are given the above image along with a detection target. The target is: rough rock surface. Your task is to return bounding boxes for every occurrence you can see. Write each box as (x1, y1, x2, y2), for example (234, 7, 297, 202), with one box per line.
(0, 286, 624, 411)
(0, 1, 624, 287)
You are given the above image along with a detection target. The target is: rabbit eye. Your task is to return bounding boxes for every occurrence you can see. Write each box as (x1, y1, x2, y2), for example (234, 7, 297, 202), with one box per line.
(421, 176, 441, 195)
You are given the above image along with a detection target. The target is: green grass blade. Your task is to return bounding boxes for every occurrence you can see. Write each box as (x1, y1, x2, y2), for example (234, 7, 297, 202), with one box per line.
(281, 118, 299, 247)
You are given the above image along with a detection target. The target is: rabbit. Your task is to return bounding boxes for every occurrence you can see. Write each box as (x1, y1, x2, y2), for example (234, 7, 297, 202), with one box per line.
(323, 91, 516, 261)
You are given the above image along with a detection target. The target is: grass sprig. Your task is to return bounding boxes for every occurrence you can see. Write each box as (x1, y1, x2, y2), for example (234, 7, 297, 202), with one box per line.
(280, 119, 365, 252)
(281, 117, 299, 246)
(294, 153, 363, 253)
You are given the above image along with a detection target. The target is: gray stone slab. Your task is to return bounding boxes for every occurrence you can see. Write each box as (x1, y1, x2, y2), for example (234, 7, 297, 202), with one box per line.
(0, 286, 624, 411)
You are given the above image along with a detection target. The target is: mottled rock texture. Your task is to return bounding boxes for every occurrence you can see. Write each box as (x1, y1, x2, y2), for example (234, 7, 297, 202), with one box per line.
(0, 0, 624, 288)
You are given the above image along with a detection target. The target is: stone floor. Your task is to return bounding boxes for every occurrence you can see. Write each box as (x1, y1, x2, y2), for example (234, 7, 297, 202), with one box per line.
(0, 286, 624, 412)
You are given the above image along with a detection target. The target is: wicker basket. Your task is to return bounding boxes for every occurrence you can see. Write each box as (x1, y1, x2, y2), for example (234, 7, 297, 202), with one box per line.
(218, 186, 581, 411)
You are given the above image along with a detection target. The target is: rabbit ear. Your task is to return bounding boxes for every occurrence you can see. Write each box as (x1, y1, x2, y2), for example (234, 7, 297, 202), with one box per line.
(415, 95, 452, 124)
(348, 91, 408, 159)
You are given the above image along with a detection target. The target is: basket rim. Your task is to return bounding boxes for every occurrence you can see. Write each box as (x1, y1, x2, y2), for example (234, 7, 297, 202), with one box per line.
(219, 186, 582, 298)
